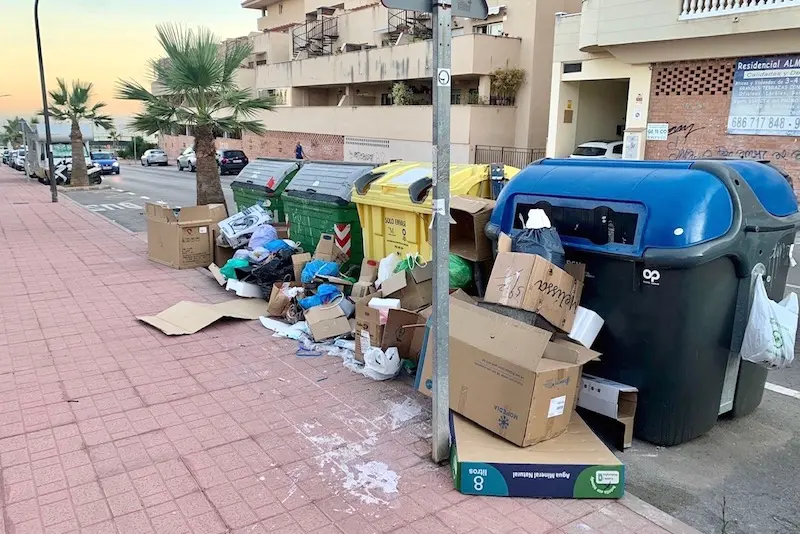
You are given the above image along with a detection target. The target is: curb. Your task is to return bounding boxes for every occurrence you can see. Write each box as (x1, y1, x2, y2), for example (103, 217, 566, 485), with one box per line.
(620, 493, 704, 534)
(57, 184, 111, 192)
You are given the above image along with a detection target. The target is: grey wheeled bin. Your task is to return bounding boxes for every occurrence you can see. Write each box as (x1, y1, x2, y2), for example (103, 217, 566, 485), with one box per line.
(486, 159, 800, 446)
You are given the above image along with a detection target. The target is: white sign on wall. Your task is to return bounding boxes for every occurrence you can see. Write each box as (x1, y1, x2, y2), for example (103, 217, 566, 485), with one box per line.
(646, 123, 669, 141)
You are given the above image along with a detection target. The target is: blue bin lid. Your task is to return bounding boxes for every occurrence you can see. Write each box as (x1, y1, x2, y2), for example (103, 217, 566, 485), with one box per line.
(490, 159, 798, 257)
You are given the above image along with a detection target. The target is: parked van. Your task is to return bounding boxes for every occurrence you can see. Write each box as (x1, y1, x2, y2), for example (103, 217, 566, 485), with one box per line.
(31, 122, 101, 185)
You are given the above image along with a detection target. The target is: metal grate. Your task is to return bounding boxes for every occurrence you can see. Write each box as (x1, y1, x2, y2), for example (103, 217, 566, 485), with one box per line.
(474, 146, 546, 168)
(653, 60, 735, 96)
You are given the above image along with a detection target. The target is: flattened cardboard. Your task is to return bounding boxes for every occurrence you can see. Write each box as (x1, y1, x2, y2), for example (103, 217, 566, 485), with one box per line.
(577, 374, 638, 449)
(523, 259, 585, 332)
(484, 253, 536, 309)
(381, 263, 433, 311)
(305, 304, 351, 341)
(138, 299, 267, 336)
(450, 413, 625, 499)
(146, 203, 227, 269)
(292, 253, 312, 282)
(450, 196, 496, 262)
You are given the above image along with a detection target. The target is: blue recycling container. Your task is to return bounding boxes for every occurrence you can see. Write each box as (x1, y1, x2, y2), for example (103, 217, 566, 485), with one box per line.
(487, 159, 800, 446)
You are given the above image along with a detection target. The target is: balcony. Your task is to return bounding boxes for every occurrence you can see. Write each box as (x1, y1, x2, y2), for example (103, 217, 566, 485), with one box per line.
(251, 104, 517, 147)
(680, 0, 800, 20)
(254, 33, 521, 88)
(568, 0, 800, 63)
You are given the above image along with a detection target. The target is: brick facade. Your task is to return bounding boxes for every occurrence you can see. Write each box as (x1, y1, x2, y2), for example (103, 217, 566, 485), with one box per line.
(160, 131, 345, 162)
(645, 58, 800, 190)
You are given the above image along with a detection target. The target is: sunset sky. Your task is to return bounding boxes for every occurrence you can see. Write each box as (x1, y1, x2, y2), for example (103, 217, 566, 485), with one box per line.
(0, 0, 256, 125)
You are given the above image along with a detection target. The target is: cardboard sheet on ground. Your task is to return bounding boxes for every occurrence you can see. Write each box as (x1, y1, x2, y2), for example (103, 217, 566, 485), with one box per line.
(450, 413, 624, 499)
(138, 300, 267, 335)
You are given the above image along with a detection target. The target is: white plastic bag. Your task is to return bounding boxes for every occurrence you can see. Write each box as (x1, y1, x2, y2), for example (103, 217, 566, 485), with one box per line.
(363, 347, 401, 381)
(740, 275, 799, 369)
(376, 253, 401, 288)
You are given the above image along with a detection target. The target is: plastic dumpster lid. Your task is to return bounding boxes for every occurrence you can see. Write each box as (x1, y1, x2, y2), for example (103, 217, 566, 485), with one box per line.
(489, 159, 798, 256)
(284, 161, 376, 202)
(234, 158, 300, 192)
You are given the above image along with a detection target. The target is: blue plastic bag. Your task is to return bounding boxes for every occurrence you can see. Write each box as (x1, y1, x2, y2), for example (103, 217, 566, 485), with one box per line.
(301, 260, 340, 284)
(265, 239, 292, 253)
(299, 284, 341, 310)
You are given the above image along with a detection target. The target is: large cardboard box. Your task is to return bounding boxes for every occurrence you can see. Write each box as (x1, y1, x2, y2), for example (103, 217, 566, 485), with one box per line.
(305, 304, 351, 342)
(450, 413, 625, 499)
(450, 196, 496, 262)
(381, 263, 433, 311)
(416, 297, 598, 446)
(485, 252, 585, 332)
(146, 203, 227, 269)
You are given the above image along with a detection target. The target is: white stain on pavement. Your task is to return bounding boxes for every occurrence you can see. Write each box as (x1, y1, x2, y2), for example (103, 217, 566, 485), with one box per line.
(385, 397, 423, 430)
(343, 461, 399, 504)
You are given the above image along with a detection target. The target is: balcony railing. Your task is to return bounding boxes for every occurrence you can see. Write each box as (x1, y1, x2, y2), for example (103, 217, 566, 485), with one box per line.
(680, 0, 800, 20)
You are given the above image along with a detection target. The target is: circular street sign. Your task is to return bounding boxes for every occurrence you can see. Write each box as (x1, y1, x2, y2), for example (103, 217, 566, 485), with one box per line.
(437, 68, 451, 87)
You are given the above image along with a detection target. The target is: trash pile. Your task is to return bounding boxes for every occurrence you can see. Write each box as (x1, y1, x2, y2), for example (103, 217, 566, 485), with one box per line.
(139, 197, 638, 500)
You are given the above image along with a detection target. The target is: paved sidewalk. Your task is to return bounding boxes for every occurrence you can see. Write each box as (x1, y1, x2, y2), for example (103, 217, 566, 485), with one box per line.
(0, 166, 699, 534)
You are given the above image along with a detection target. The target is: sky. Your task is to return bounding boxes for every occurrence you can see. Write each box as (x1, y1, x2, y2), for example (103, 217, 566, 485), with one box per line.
(0, 0, 256, 126)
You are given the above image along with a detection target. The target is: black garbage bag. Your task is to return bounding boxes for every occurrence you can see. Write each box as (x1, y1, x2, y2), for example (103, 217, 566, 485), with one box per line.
(511, 227, 566, 268)
(251, 248, 295, 295)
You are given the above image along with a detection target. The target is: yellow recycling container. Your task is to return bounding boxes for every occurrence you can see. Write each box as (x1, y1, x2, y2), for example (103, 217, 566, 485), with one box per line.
(352, 161, 519, 261)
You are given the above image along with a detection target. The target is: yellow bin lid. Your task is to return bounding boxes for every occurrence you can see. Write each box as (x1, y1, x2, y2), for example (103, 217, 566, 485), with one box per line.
(352, 161, 519, 213)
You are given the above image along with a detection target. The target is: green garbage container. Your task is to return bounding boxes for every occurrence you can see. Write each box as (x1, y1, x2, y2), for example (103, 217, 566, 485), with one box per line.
(283, 161, 376, 269)
(230, 158, 301, 222)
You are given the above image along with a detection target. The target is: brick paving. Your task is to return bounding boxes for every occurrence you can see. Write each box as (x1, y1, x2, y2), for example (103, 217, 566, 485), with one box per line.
(0, 166, 695, 534)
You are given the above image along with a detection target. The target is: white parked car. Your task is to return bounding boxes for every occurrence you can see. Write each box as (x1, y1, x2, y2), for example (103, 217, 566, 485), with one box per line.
(140, 149, 169, 166)
(177, 147, 196, 172)
(569, 140, 624, 159)
(13, 149, 26, 170)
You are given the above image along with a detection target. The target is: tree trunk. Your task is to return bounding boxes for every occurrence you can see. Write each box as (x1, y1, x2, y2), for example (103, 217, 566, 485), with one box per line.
(70, 120, 89, 187)
(195, 125, 225, 205)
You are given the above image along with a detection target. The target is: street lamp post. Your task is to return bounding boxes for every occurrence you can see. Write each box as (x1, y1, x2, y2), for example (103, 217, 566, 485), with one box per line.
(34, 0, 58, 203)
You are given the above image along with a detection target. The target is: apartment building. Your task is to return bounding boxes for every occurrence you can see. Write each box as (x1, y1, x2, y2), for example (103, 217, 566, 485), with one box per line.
(160, 0, 580, 165)
(546, 0, 800, 186)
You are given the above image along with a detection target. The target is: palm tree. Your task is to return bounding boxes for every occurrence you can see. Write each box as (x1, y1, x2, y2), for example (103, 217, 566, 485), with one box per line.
(116, 24, 275, 205)
(45, 79, 113, 186)
(109, 129, 120, 152)
(0, 117, 23, 148)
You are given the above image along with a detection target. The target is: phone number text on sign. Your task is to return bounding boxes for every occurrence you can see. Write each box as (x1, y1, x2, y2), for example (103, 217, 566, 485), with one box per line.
(729, 115, 800, 134)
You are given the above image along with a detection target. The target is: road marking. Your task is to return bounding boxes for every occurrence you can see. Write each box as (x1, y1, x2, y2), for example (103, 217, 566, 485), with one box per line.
(140, 196, 150, 200)
(156, 200, 167, 204)
(112, 188, 124, 192)
(765, 382, 800, 400)
(85, 201, 143, 212)
(126, 191, 136, 195)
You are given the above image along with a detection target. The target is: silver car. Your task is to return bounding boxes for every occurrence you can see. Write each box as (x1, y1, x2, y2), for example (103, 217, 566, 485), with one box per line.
(177, 147, 196, 172)
(140, 149, 169, 166)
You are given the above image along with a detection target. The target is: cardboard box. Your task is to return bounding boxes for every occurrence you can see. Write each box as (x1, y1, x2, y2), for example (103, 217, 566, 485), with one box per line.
(138, 299, 267, 335)
(359, 259, 379, 283)
(212, 227, 236, 267)
(450, 413, 625, 499)
(485, 253, 585, 332)
(146, 203, 227, 269)
(292, 253, 312, 282)
(450, 196, 496, 262)
(351, 281, 376, 300)
(381, 263, 433, 311)
(314, 234, 349, 264)
(354, 296, 385, 362)
(305, 304, 351, 342)
(416, 297, 599, 447)
(381, 309, 427, 364)
(577, 374, 638, 449)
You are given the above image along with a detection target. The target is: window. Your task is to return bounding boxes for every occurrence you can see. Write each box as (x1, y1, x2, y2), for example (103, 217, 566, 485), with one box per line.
(451, 91, 461, 105)
(474, 22, 503, 36)
(612, 144, 623, 155)
(380, 93, 393, 105)
(572, 146, 606, 157)
(223, 150, 246, 158)
(278, 3, 283, 14)
(259, 88, 286, 105)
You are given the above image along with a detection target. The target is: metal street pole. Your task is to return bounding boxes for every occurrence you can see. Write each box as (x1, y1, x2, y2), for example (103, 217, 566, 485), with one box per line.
(430, 0, 452, 464)
(34, 0, 58, 203)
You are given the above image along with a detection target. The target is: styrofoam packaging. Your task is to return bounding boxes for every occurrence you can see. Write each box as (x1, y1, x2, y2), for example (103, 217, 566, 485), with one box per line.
(568, 306, 604, 348)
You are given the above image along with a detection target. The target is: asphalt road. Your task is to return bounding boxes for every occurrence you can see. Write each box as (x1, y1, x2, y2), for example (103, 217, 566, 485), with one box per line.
(61, 163, 236, 233)
(59, 165, 800, 534)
